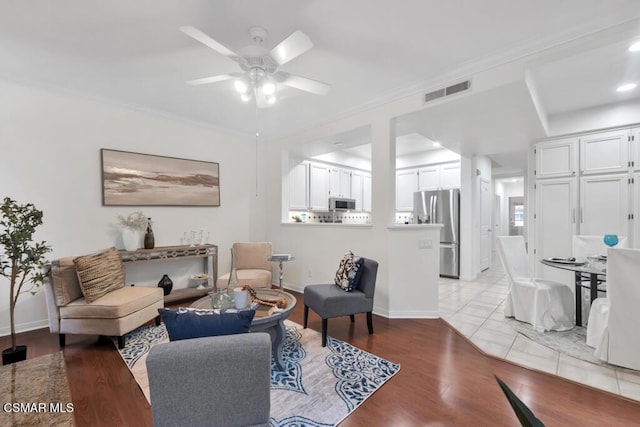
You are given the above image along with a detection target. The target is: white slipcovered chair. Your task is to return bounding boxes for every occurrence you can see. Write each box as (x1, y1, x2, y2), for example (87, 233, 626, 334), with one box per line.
(586, 247, 640, 370)
(496, 236, 574, 332)
(573, 235, 628, 322)
(572, 235, 628, 259)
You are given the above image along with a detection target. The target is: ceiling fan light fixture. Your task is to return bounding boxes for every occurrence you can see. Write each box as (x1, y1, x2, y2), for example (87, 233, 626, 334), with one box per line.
(262, 81, 276, 95)
(240, 93, 252, 102)
(266, 94, 277, 105)
(628, 41, 640, 52)
(234, 79, 248, 94)
(616, 82, 637, 92)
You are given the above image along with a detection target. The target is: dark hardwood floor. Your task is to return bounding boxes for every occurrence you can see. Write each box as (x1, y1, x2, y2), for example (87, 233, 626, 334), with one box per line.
(3, 290, 640, 426)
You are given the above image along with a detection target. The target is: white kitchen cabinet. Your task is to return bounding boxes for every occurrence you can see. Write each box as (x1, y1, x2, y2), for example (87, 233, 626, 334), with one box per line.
(417, 166, 439, 190)
(579, 174, 630, 237)
(580, 129, 630, 175)
(396, 169, 418, 211)
(328, 167, 351, 198)
(439, 162, 461, 189)
(535, 137, 578, 178)
(340, 169, 351, 197)
(534, 177, 578, 281)
(350, 171, 363, 211)
(288, 162, 308, 210)
(363, 173, 372, 212)
(634, 172, 640, 247)
(309, 163, 330, 211)
(630, 128, 640, 171)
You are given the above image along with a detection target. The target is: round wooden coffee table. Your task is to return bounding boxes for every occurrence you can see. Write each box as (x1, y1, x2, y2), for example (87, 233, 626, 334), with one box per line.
(190, 288, 296, 370)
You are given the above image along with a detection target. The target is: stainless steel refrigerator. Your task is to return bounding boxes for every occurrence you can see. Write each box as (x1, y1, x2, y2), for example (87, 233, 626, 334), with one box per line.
(413, 189, 460, 278)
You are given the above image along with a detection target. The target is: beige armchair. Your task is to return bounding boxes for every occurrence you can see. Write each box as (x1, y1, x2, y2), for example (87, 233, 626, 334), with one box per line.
(44, 249, 164, 349)
(217, 242, 273, 288)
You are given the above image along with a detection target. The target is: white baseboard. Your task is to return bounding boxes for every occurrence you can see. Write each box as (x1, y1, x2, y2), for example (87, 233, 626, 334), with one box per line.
(0, 319, 49, 337)
(385, 310, 440, 319)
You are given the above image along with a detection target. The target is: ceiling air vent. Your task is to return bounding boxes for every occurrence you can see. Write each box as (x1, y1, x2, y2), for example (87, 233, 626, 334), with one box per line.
(423, 80, 471, 104)
(423, 88, 446, 103)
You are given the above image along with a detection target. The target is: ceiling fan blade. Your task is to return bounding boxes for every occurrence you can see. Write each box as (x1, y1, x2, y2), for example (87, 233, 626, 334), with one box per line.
(281, 74, 330, 96)
(186, 73, 241, 86)
(270, 30, 314, 65)
(180, 26, 240, 60)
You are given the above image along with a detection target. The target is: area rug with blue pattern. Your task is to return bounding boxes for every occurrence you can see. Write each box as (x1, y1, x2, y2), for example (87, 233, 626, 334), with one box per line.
(115, 320, 400, 426)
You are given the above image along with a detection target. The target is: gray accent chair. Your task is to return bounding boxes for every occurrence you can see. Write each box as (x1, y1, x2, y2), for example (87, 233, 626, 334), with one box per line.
(146, 333, 272, 427)
(303, 257, 378, 347)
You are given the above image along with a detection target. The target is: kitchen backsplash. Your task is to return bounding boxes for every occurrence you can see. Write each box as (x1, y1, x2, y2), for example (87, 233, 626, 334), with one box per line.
(289, 211, 371, 224)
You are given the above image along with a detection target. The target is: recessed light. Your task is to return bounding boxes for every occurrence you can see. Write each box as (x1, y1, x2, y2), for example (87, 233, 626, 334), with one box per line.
(433, 142, 441, 148)
(617, 83, 637, 92)
(629, 41, 640, 52)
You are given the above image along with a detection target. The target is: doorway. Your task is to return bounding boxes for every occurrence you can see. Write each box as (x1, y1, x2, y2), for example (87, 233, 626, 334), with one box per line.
(480, 178, 492, 271)
(508, 196, 524, 236)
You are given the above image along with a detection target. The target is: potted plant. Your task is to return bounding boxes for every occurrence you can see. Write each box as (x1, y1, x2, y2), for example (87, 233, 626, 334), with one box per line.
(0, 197, 51, 365)
(117, 211, 147, 251)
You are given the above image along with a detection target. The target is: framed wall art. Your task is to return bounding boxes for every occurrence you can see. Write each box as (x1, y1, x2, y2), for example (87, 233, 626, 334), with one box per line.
(101, 149, 220, 206)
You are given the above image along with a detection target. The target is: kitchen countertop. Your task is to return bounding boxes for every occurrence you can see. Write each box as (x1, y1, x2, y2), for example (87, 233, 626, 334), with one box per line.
(281, 222, 371, 228)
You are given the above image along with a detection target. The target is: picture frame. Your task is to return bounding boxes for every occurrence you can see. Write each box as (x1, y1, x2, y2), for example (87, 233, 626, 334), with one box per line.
(101, 149, 220, 206)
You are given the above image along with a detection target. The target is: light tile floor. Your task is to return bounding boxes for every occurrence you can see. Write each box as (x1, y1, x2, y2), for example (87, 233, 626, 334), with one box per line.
(439, 257, 640, 401)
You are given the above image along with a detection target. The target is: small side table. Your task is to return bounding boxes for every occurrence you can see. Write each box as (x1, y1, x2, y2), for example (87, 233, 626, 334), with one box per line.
(269, 255, 295, 290)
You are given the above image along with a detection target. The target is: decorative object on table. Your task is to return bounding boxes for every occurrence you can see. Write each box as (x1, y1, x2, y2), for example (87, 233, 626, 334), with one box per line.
(157, 274, 173, 296)
(101, 148, 220, 206)
(243, 284, 287, 309)
(144, 217, 155, 249)
(233, 287, 249, 309)
(210, 288, 234, 310)
(0, 197, 52, 365)
(117, 211, 147, 251)
(189, 274, 209, 289)
(228, 247, 240, 289)
(603, 234, 619, 247)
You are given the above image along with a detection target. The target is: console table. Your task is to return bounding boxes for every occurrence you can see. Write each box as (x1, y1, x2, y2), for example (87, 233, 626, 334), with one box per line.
(119, 244, 218, 304)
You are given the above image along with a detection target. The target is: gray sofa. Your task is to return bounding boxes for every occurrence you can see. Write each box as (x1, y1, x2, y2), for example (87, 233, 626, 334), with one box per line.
(146, 332, 272, 427)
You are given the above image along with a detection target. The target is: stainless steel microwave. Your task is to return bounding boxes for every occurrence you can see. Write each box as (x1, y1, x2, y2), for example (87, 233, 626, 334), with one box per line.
(329, 197, 356, 211)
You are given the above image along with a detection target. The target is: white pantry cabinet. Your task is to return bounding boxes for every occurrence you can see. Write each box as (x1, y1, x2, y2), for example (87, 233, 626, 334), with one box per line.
(534, 177, 578, 280)
(580, 129, 630, 175)
(535, 137, 578, 179)
(579, 174, 630, 237)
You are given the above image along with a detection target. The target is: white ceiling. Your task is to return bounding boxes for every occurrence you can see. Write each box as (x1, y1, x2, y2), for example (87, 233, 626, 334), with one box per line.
(2, 1, 640, 170)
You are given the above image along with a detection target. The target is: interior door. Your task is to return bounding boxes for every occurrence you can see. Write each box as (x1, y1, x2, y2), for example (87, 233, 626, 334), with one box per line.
(480, 178, 491, 271)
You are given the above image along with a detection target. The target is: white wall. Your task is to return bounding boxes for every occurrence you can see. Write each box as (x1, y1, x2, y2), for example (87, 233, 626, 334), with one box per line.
(0, 80, 255, 335)
(396, 148, 460, 169)
(547, 99, 640, 136)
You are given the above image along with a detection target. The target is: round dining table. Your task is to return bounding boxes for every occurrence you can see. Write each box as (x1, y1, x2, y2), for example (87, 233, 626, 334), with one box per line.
(540, 257, 606, 326)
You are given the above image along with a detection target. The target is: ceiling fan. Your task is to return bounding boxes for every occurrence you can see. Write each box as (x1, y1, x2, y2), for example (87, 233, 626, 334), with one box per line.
(180, 25, 330, 107)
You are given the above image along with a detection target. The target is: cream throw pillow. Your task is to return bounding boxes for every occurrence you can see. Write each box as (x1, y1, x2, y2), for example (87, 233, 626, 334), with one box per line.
(73, 247, 125, 303)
